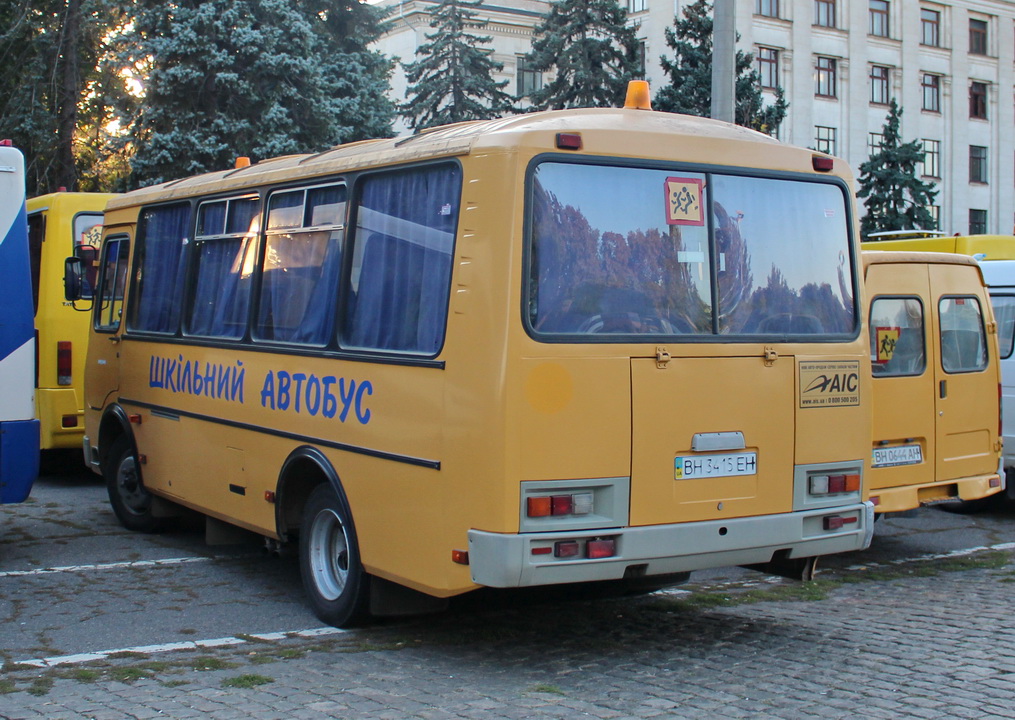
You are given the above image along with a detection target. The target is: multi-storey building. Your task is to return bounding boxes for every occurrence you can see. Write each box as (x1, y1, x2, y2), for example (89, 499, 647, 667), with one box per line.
(374, 0, 1015, 234)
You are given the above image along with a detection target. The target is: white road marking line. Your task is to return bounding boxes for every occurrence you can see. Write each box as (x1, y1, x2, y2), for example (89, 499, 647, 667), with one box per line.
(15, 628, 346, 668)
(0, 555, 221, 578)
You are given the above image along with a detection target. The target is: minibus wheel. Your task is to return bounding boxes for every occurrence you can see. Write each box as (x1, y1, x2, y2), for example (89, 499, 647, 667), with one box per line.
(299, 482, 370, 627)
(104, 436, 161, 533)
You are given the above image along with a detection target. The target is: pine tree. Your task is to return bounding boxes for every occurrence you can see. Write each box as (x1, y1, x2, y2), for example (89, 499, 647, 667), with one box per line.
(522, 0, 640, 110)
(400, 0, 514, 131)
(120, 0, 395, 187)
(654, 0, 787, 134)
(857, 100, 938, 237)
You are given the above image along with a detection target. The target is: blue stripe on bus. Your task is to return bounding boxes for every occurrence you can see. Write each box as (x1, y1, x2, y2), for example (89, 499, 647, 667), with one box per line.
(0, 419, 40, 503)
(0, 202, 34, 363)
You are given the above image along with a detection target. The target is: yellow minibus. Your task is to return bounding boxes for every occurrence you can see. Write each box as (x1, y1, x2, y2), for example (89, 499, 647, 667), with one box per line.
(27, 191, 117, 457)
(70, 87, 875, 626)
(863, 251, 1002, 512)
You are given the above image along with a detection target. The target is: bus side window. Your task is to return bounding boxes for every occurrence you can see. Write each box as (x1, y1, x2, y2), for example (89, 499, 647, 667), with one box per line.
(95, 238, 130, 332)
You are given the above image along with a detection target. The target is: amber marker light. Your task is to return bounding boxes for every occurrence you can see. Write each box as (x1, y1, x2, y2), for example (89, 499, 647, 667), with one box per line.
(235, 156, 251, 169)
(623, 80, 652, 110)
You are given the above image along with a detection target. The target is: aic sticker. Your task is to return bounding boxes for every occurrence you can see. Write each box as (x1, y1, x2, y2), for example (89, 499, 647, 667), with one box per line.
(799, 360, 860, 407)
(875, 326, 900, 364)
(664, 177, 705, 226)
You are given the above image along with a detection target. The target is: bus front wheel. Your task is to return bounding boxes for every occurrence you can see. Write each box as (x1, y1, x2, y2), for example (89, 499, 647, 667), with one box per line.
(299, 482, 370, 627)
(104, 437, 161, 533)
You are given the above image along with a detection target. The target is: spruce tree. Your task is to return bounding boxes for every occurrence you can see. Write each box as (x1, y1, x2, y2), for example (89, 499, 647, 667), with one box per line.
(654, 0, 787, 134)
(120, 0, 395, 187)
(522, 0, 640, 110)
(400, 0, 514, 131)
(857, 100, 938, 237)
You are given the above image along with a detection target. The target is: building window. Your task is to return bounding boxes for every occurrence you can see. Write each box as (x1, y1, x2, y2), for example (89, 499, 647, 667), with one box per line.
(815, 56, 837, 97)
(921, 73, 941, 112)
(920, 8, 940, 46)
(969, 18, 988, 55)
(921, 139, 941, 178)
(756, 0, 779, 18)
(815, 0, 835, 27)
(756, 47, 779, 89)
(635, 41, 646, 78)
(970, 146, 988, 184)
(969, 81, 988, 119)
(517, 56, 542, 98)
(970, 209, 988, 234)
(869, 0, 889, 37)
(815, 126, 837, 155)
(868, 132, 885, 156)
(927, 205, 940, 230)
(628, 0, 647, 13)
(870, 65, 890, 104)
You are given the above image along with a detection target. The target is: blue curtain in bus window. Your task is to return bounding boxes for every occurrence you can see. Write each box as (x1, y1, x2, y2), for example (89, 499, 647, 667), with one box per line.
(343, 165, 459, 354)
(255, 230, 342, 345)
(188, 237, 256, 338)
(133, 204, 191, 333)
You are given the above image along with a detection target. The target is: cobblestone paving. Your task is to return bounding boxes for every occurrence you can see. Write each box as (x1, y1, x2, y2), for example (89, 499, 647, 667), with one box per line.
(3, 552, 1015, 719)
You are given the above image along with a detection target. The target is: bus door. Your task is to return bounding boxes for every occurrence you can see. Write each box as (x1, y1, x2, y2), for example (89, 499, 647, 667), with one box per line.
(867, 263, 936, 492)
(930, 264, 998, 483)
(630, 353, 793, 525)
(86, 235, 130, 412)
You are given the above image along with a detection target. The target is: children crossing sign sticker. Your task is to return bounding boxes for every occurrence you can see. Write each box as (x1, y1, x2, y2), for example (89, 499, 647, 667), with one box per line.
(664, 177, 705, 226)
(875, 326, 900, 363)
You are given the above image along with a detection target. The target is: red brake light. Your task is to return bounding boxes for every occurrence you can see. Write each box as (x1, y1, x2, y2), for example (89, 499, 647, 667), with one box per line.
(556, 133, 583, 150)
(554, 541, 580, 558)
(812, 155, 834, 172)
(550, 495, 573, 515)
(586, 539, 616, 559)
(57, 341, 72, 386)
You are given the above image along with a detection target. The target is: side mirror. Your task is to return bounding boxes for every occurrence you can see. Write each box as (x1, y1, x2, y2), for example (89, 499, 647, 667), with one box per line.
(64, 256, 84, 302)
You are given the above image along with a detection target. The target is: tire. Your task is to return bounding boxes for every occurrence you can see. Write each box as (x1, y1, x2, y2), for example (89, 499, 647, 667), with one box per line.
(104, 436, 162, 533)
(299, 482, 370, 628)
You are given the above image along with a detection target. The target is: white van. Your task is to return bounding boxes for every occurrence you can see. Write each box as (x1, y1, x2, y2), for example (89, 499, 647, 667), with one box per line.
(978, 260, 1015, 496)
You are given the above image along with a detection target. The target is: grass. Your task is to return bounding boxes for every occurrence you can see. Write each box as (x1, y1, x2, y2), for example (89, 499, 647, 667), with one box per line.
(221, 674, 273, 689)
(529, 683, 566, 696)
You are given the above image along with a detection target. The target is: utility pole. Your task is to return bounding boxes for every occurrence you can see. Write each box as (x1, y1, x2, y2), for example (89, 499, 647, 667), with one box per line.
(711, 0, 735, 123)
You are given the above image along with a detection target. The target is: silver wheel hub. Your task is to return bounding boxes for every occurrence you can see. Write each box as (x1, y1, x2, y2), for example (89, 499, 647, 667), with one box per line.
(116, 455, 150, 515)
(308, 508, 350, 601)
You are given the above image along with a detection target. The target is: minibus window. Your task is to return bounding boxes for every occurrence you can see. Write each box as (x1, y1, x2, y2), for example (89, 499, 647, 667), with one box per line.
(869, 296, 925, 376)
(527, 161, 854, 339)
(940, 296, 988, 373)
(989, 294, 1015, 359)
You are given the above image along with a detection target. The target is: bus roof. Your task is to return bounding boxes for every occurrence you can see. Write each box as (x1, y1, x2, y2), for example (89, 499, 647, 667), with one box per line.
(107, 107, 843, 210)
(27, 191, 119, 214)
(861, 233, 1015, 260)
(862, 250, 981, 268)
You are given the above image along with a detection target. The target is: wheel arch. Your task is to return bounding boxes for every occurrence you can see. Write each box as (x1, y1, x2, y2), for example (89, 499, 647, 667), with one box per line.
(275, 446, 351, 543)
(98, 404, 135, 472)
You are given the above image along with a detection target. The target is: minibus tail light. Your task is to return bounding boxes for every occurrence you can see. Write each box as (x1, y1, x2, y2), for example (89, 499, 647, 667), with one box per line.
(57, 341, 72, 386)
(527, 492, 596, 518)
(527, 496, 552, 517)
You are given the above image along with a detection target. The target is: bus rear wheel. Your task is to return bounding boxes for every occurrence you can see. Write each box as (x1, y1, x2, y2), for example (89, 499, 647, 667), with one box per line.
(299, 482, 370, 627)
(105, 436, 161, 533)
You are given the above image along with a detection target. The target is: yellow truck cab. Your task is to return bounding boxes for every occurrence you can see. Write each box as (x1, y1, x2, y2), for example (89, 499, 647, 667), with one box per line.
(863, 251, 1002, 512)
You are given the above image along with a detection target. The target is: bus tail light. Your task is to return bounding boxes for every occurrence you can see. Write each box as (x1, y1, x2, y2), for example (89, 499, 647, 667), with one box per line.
(527, 492, 594, 518)
(57, 341, 72, 386)
(550, 537, 617, 559)
(586, 538, 616, 559)
(823, 515, 858, 531)
(809, 472, 860, 496)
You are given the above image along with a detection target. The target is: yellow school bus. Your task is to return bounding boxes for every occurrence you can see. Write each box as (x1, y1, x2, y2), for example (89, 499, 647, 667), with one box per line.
(863, 251, 1002, 512)
(27, 192, 117, 455)
(74, 87, 875, 626)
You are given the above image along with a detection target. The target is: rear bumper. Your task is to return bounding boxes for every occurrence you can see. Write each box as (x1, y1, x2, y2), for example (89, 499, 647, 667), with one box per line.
(468, 502, 875, 588)
(871, 473, 1003, 513)
(36, 388, 84, 450)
